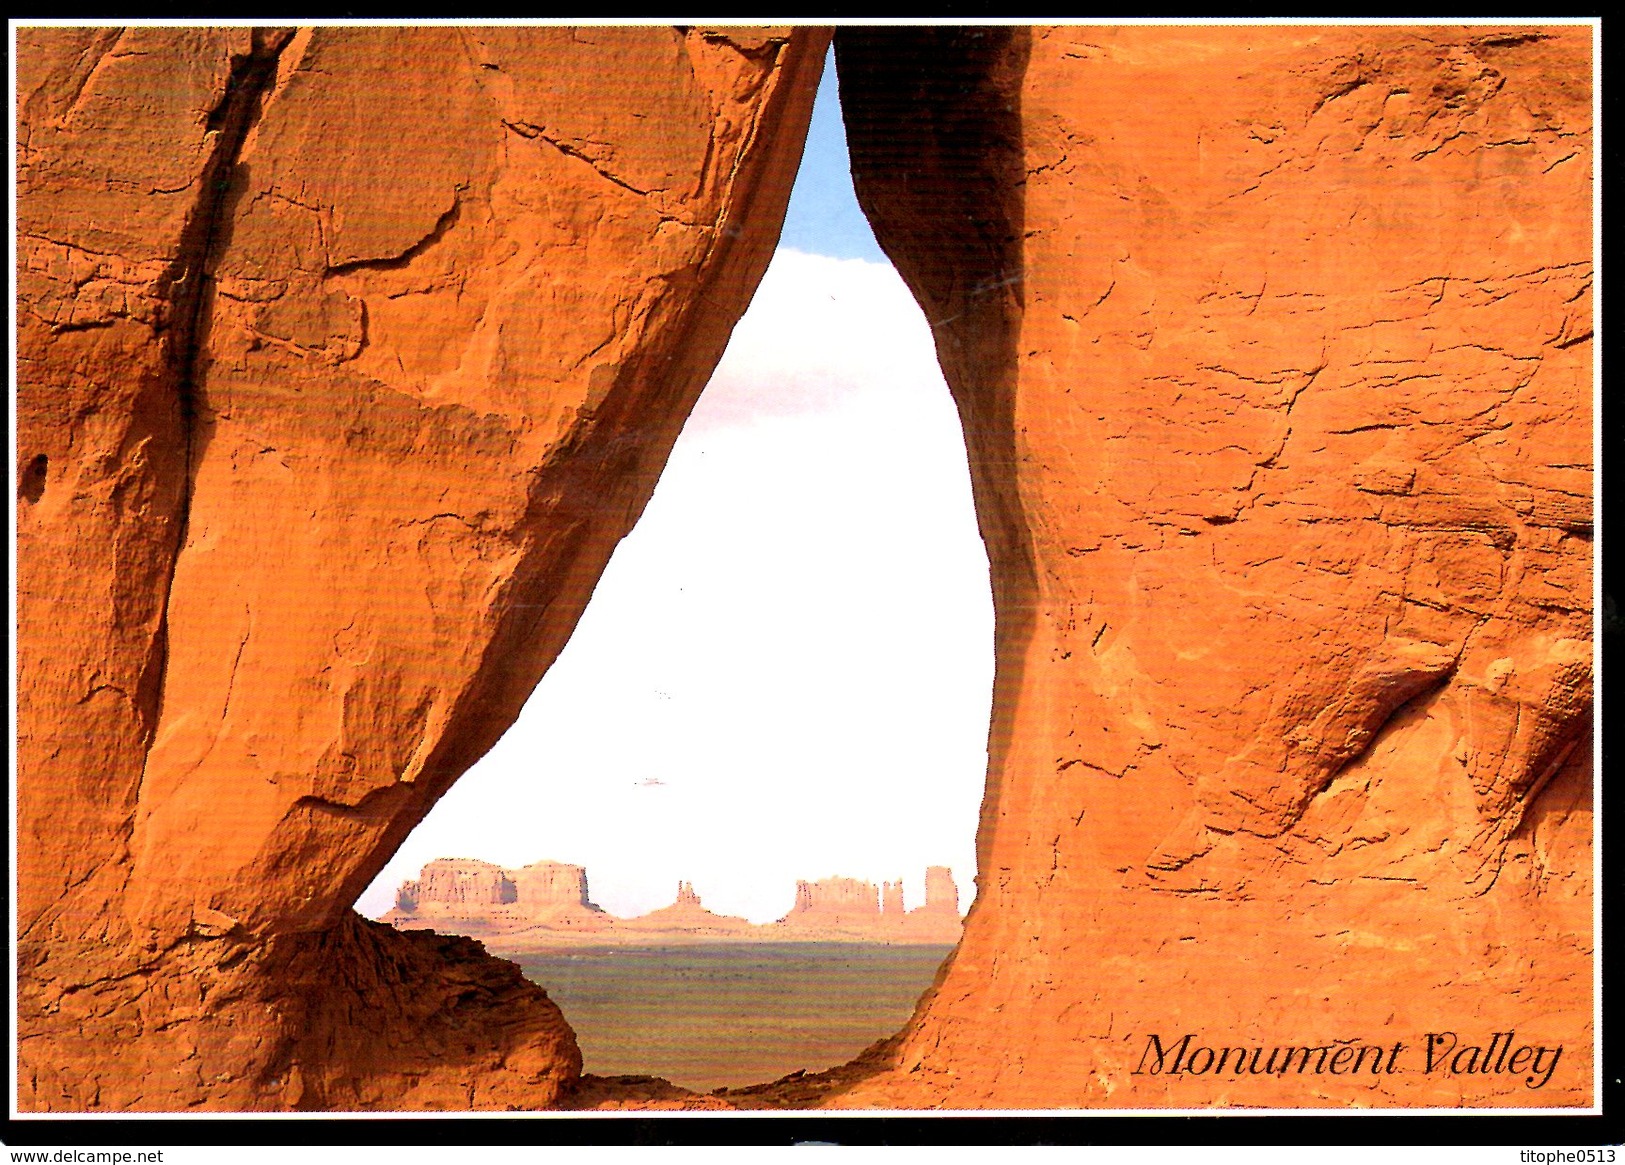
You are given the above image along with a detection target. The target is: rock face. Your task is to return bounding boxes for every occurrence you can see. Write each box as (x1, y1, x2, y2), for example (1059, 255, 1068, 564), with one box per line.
(16, 24, 828, 1111)
(509, 861, 598, 917)
(784, 876, 880, 926)
(834, 25, 1593, 1108)
(15, 22, 1592, 1114)
(397, 858, 517, 911)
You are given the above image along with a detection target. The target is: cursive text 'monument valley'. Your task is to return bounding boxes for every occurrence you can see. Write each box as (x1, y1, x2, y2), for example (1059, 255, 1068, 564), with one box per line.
(1132, 1031, 1564, 1089)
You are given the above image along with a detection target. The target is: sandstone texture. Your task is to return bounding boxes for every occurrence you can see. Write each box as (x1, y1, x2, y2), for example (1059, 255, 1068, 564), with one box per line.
(16, 24, 827, 1111)
(834, 24, 1593, 1108)
(14, 22, 1593, 1114)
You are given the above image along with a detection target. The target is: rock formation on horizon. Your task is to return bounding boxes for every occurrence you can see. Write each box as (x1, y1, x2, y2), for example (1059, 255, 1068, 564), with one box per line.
(394, 858, 515, 912)
(387, 858, 610, 934)
(382, 860, 961, 946)
(15, 23, 1592, 1112)
(921, 866, 958, 918)
(616, 880, 755, 936)
(783, 876, 879, 927)
(777, 870, 964, 942)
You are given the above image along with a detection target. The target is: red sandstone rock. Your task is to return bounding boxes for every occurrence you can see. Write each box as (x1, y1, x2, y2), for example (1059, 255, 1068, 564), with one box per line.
(16, 24, 276, 957)
(834, 23, 1593, 1109)
(124, 24, 826, 947)
(15, 23, 828, 1112)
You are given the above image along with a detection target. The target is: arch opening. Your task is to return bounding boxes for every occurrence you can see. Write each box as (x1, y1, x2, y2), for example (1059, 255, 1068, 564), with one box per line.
(354, 45, 995, 1095)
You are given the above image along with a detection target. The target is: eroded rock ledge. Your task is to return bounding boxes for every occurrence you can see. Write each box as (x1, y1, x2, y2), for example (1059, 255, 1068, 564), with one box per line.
(16, 24, 1592, 1111)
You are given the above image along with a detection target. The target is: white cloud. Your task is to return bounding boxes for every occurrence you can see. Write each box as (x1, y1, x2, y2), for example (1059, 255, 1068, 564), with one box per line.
(681, 248, 938, 430)
(356, 247, 993, 925)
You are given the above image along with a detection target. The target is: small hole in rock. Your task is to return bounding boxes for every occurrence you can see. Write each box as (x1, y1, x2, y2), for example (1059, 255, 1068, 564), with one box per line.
(19, 454, 48, 503)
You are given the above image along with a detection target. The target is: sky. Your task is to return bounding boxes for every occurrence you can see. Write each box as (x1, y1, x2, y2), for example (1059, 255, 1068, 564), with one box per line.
(356, 50, 993, 925)
(775, 51, 888, 264)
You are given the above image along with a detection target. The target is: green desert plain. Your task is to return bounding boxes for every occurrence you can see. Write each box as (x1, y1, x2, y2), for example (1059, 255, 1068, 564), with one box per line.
(518, 943, 956, 1091)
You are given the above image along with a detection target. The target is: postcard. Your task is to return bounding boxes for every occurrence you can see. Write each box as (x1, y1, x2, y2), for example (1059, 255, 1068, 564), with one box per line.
(6, 16, 1604, 1148)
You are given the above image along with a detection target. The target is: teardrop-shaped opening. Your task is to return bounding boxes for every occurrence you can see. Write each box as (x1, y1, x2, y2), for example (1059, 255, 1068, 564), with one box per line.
(356, 45, 993, 1095)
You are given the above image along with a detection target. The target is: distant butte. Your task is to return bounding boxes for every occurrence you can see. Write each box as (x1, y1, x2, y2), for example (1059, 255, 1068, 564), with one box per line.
(382, 860, 964, 949)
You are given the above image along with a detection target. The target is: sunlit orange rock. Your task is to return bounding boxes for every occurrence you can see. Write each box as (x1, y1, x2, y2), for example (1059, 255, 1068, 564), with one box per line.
(15, 23, 827, 1111)
(835, 23, 1593, 1108)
